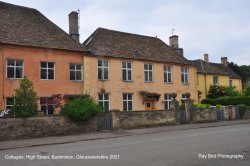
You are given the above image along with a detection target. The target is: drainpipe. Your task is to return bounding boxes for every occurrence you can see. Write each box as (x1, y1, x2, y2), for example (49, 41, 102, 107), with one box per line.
(0, 44, 4, 109)
(204, 73, 207, 97)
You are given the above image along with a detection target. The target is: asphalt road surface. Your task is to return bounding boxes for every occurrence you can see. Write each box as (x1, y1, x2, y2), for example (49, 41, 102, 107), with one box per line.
(0, 124, 249, 166)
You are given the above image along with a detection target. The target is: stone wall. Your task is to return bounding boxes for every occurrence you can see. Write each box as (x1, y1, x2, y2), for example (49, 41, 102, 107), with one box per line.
(111, 109, 177, 129)
(0, 115, 97, 141)
(192, 108, 217, 123)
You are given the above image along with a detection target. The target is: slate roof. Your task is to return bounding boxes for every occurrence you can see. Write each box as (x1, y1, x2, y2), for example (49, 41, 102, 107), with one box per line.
(191, 60, 241, 79)
(0, 1, 85, 51)
(83, 28, 192, 65)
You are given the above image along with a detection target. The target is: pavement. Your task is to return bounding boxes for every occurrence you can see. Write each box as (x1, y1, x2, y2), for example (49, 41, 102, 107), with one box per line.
(0, 119, 250, 151)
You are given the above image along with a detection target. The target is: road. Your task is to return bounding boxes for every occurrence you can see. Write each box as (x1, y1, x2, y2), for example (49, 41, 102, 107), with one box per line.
(0, 124, 249, 166)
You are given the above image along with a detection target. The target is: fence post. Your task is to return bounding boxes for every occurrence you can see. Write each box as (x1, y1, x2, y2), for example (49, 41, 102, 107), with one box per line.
(184, 93, 194, 123)
(169, 93, 179, 124)
(109, 109, 120, 130)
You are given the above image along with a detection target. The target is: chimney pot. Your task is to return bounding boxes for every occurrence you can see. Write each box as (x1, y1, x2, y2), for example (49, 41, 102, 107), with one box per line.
(69, 11, 79, 42)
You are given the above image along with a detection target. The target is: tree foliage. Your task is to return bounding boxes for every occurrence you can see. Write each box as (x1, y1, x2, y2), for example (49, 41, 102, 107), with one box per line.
(12, 76, 37, 117)
(61, 95, 102, 121)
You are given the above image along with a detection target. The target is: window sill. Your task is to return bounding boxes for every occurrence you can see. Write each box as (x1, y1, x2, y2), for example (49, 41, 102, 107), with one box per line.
(98, 79, 109, 81)
(6, 78, 23, 80)
(123, 80, 133, 82)
(144, 81, 154, 83)
(70, 80, 83, 82)
(182, 83, 190, 85)
(40, 79, 55, 81)
(164, 82, 173, 84)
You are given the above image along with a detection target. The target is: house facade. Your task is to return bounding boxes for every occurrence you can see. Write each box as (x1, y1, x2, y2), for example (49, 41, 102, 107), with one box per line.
(83, 28, 198, 111)
(0, 2, 84, 114)
(192, 54, 242, 102)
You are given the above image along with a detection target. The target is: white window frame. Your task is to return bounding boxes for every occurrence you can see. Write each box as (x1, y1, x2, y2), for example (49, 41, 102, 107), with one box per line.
(98, 60, 109, 80)
(98, 93, 110, 112)
(164, 94, 173, 110)
(123, 93, 133, 111)
(5, 97, 15, 110)
(70, 63, 83, 81)
(213, 76, 219, 85)
(6, 59, 24, 79)
(164, 65, 172, 83)
(40, 62, 55, 80)
(122, 61, 132, 81)
(144, 63, 153, 82)
(181, 66, 189, 84)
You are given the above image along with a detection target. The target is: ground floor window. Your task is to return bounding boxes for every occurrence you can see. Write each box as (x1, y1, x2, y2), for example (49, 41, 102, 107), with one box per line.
(6, 97, 15, 110)
(164, 94, 173, 110)
(40, 97, 54, 115)
(123, 93, 133, 111)
(98, 93, 109, 112)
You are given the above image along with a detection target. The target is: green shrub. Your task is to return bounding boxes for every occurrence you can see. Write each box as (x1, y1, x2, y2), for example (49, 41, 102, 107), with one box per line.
(207, 85, 225, 99)
(202, 96, 250, 106)
(224, 86, 239, 96)
(12, 76, 37, 117)
(61, 95, 102, 121)
(243, 84, 250, 96)
(179, 104, 185, 110)
(194, 104, 210, 109)
(216, 104, 222, 108)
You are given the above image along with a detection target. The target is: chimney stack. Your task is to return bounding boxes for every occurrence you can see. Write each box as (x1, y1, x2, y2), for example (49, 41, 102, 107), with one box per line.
(69, 11, 79, 42)
(204, 53, 209, 63)
(221, 57, 228, 66)
(169, 35, 184, 56)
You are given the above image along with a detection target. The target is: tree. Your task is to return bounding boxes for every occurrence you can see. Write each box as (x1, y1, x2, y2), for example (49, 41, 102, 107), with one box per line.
(12, 76, 37, 117)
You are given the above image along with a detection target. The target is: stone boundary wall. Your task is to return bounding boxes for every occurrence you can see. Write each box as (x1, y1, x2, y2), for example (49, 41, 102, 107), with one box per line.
(0, 116, 97, 141)
(192, 108, 217, 123)
(111, 109, 177, 129)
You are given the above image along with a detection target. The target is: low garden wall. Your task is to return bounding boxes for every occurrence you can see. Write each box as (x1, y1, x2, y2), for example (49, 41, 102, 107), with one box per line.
(111, 109, 177, 129)
(192, 108, 217, 123)
(0, 116, 97, 141)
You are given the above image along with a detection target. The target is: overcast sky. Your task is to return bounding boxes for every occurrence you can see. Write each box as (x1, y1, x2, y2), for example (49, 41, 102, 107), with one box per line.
(4, 0, 250, 65)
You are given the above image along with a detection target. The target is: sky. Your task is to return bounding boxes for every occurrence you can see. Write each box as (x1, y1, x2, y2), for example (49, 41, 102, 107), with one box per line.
(4, 0, 250, 65)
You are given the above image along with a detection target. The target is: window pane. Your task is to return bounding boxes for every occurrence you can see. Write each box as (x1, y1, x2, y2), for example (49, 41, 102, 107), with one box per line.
(76, 71, 82, 80)
(99, 101, 104, 107)
(181, 74, 184, 83)
(41, 69, 47, 79)
(144, 64, 148, 70)
(98, 60, 102, 67)
(7, 67, 14, 78)
(16, 61, 23, 67)
(7, 98, 14, 105)
(70, 64, 75, 70)
(128, 101, 132, 110)
(168, 73, 171, 82)
(104, 68, 108, 79)
(41, 105, 46, 113)
(70, 71, 75, 80)
(76, 64, 82, 70)
(48, 69, 54, 79)
(164, 73, 167, 82)
(104, 101, 109, 112)
(41, 62, 47, 68)
(104, 94, 109, 100)
(48, 62, 54, 68)
(48, 105, 54, 115)
(98, 94, 103, 100)
(98, 68, 102, 79)
(123, 94, 126, 100)
(122, 62, 126, 68)
(128, 70, 132, 80)
(7, 60, 15, 66)
(15, 67, 22, 78)
(145, 71, 148, 81)
(149, 71, 152, 81)
(123, 101, 127, 111)
(104, 60, 108, 67)
(128, 94, 132, 100)
(148, 64, 152, 70)
(185, 75, 188, 83)
(122, 69, 126, 80)
(127, 62, 131, 68)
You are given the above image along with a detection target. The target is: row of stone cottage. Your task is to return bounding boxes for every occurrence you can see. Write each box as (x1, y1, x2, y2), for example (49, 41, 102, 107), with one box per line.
(0, 2, 242, 114)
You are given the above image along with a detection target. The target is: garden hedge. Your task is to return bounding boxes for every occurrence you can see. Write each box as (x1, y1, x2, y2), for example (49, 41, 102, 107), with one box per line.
(201, 96, 250, 106)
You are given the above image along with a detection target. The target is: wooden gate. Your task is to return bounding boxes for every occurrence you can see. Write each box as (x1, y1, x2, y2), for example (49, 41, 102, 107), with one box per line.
(97, 112, 112, 131)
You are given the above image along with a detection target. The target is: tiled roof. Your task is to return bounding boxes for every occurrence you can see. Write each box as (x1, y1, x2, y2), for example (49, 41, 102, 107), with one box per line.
(83, 28, 192, 65)
(191, 60, 241, 79)
(0, 1, 85, 51)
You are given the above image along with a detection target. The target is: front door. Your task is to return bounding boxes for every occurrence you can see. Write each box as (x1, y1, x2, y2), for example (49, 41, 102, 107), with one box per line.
(145, 101, 154, 110)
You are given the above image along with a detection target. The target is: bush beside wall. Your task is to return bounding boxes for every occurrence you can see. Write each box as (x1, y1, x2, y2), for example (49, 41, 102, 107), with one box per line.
(201, 96, 250, 106)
